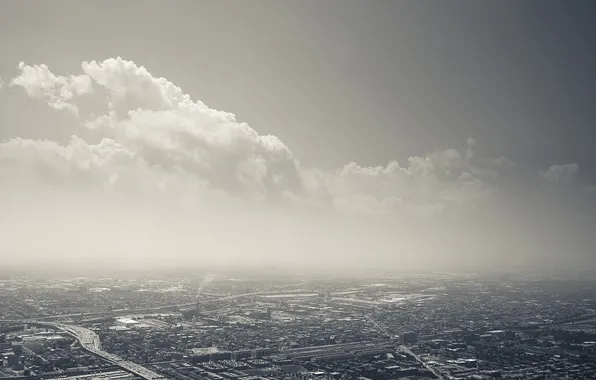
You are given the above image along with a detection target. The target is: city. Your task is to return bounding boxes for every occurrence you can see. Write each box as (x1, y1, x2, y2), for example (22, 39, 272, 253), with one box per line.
(1, 271, 595, 379)
(2, 1, 596, 380)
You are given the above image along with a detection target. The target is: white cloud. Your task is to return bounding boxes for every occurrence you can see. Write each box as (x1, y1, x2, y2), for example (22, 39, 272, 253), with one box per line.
(3, 58, 589, 222)
(541, 163, 579, 185)
(80, 58, 188, 115)
(324, 147, 491, 217)
(10, 62, 92, 115)
(4, 58, 596, 273)
(7, 58, 307, 202)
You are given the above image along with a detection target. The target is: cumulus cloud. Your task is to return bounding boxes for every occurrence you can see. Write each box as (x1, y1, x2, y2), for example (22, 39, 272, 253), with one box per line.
(328, 151, 490, 218)
(3, 57, 596, 273)
(10, 62, 92, 115)
(4, 58, 589, 220)
(8, 58, 304, 203)
(5, 57, 593, 222)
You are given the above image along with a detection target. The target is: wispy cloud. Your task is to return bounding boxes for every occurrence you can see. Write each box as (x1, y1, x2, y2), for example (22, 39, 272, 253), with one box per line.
(541, 163, 579, 185)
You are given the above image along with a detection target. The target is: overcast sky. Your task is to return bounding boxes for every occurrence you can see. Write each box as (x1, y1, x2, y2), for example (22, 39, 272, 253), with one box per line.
(1, 1, 595, 274)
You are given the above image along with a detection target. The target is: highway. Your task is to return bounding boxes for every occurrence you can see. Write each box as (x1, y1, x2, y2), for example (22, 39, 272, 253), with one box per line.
(29, 321, 167, 380)
(0, 293, 269, 378)
(8, 293, 450, 380)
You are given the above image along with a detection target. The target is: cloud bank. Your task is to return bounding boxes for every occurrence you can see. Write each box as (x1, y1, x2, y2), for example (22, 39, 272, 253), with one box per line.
(1, 58, 594, 274)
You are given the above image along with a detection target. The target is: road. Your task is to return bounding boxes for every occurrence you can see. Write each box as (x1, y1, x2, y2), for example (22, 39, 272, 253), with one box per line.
(30, 321, 166, 380)
(0, 293, 268, 377)
(366, 317, 393, 339)
(365, 317, 445, 380)
(400, 344, 446, 380)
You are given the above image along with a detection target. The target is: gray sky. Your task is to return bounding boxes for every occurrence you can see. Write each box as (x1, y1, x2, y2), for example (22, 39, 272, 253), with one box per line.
(1, 1, 595, 274)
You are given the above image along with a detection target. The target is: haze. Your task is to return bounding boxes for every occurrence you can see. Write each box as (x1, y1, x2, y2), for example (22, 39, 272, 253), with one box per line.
(1, 1, 596, 275)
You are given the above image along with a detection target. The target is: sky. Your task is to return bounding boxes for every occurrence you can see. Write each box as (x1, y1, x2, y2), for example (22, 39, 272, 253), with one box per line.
(1, 1, 596, 274)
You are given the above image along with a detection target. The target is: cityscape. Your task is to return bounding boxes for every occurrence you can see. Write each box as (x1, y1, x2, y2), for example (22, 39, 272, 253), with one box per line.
(1, 271, 595, 379)
(2, 1, 596, 380)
